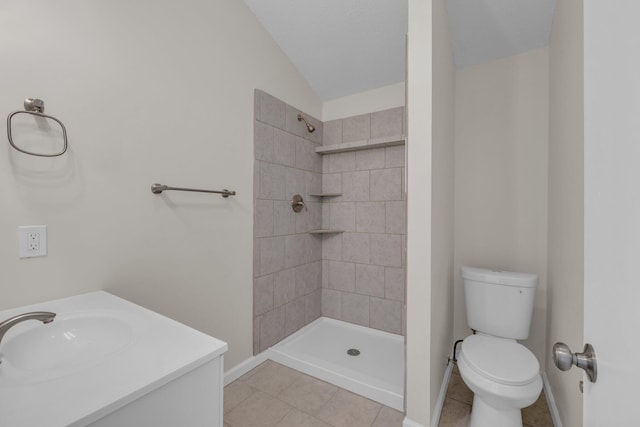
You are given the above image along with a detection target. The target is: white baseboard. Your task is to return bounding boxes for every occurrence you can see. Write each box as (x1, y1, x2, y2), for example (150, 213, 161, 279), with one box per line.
(403, 417, 427, 427)
(541, 371, 563, 427)
(223, 352, 269, 385)
(430, 360, 455, 427)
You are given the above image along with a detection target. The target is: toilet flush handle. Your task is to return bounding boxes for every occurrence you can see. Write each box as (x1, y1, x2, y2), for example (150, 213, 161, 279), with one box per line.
(552, 342, 597, 383)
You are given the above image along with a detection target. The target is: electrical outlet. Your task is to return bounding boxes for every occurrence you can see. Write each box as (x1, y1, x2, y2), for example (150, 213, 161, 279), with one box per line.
(19, 225, 47, 258)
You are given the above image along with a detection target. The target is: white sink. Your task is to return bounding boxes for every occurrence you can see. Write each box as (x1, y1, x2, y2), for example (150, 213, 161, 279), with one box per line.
(0, 310, 134, 384)
(0, 291, 228, 427)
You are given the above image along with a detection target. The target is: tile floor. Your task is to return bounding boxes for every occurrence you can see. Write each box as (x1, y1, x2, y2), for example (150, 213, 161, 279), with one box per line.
(439, 364, 555, 427)
(224, 360, 404, 427)
(224, 360, 554, 427)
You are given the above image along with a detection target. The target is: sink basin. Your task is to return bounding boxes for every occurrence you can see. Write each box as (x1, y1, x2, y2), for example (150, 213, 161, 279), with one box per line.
(0, 310, 134, 384)
(0, 291, 228, 427)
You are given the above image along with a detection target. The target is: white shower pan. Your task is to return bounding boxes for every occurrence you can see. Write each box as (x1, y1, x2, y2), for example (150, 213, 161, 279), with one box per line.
(268, 317, 405, 410)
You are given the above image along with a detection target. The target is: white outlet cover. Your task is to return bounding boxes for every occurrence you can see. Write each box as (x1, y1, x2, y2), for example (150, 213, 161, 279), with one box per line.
(18, 225, 47, 258)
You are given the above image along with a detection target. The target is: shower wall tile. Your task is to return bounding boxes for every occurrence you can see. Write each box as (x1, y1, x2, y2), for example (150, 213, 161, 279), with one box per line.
(385, 201, 406, 235)
(259, 305, 285, 352)
(370, 234, 402, 267)
(255, 199, 274, 238)
(295, 202, 321, 233)
(256, 90, 286, 129)
(356, 202, 386, 233)
(384, 267, 405, 302)
(322, 173, 342, 195)
(355, 148, 386, 171)
(322, 233, 342, 261)
(274, 201, 296, 236)
(328, 261, 355, 292)
(342, 114, 370, 142)
(355, 264, 385, 298)
(322, 261, 329, 288)
(369, 297, 402, 334)
(259, 236, 285, 275)
(385, 146, 405, 168)
(342, 233, 370, 264)
(254, 316, 260, 354)
(285, 298, 306, 336)
(330, 202, 356, 232)
(285, 234, 308, 268)
(342, 293, 369, 327)
(305, 289, 322, 323)
(253, 240, 260, 279)
(255, 121, 275, 163)
(323, 120, 342, 146)
(254, 274, 274, 316)
(285, 167, 306, 200)
(370, 107, 403, 139)
(341, 171, 370, 201)
(322, 203, 330, 229)
(329, 152, 356, 173)
(296, 261, 322, 296)
(273, 128, 296, 167)
(257, 161, 286, 200)
(296, 139, 322, 172)
(322, 289, 342, 320)
(319, 107, 406, 336)
(370, 168, 402, 201)
(274, 268, 296, 308)
(307, 172, 322, 195)
(254, 91, 323, 354)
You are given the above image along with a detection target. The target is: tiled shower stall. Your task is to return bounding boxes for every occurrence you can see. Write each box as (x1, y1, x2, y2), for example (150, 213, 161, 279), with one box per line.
(253, 90, 406, 354)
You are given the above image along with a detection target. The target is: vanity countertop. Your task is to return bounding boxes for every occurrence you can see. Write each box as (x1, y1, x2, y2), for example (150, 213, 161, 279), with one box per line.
(0, 291, 228, 427)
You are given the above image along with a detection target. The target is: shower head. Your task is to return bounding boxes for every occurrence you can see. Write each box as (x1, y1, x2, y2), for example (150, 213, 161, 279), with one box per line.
(297, 114, 316, 133)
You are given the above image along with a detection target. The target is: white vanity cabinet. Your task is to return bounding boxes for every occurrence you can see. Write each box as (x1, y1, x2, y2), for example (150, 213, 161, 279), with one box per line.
(88, 356, 224, 427)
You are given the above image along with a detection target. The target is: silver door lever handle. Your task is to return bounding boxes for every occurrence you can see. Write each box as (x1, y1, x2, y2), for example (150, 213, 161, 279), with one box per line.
(552, 342, 597, 383)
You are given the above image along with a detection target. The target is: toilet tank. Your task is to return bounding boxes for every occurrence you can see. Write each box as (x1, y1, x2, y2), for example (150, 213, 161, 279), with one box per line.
(461, 266, 538, 340)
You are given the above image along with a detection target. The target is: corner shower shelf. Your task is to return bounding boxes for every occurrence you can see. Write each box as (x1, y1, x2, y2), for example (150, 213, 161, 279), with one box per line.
(315, 135, 406, 155)
(308, 229, 345, 235)
(308, 193, 342, 197)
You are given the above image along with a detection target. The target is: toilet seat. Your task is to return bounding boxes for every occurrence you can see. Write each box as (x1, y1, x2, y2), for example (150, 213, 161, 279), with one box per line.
(460, 335, 540, 386)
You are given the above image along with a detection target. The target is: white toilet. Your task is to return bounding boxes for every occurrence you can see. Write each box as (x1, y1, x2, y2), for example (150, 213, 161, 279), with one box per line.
(458, 266, 542, 427)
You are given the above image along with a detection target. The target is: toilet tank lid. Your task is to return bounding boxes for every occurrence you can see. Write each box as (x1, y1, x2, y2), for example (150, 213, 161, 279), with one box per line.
(461, 266, 538, 288)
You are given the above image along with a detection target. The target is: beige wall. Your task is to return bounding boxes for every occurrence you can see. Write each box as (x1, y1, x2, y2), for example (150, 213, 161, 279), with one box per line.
(0, 0, 321, 370)
(430, 0, 455, 419)
(322, 83, 406, 122)
(453, 48, 549, 368)
(406, 0, 433, 424)
(547, 0, 584, 425)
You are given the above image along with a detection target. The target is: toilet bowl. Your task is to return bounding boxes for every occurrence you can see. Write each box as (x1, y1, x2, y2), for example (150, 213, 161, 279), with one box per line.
(458, 334, 542, 427)
(459, 266, 541, 427)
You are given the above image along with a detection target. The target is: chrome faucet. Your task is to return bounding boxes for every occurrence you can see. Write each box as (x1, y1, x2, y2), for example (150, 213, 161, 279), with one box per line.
(0, 312, 56, 351)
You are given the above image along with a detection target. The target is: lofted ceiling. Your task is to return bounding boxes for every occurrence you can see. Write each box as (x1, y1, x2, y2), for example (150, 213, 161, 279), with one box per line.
(241, 0, 408, 101)
(446, 0, 557, 68)
(242, 0, 556, 101)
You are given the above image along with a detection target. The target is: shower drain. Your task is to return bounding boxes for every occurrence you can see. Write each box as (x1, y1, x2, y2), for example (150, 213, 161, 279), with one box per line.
(346, 348, 361, 356)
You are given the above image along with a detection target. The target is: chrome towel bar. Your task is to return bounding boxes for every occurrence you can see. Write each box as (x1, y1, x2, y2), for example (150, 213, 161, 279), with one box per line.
(151, 183, 236, 198)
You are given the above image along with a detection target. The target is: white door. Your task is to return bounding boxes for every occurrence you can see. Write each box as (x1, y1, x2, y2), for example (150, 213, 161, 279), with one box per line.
(583, 1, 640, 424)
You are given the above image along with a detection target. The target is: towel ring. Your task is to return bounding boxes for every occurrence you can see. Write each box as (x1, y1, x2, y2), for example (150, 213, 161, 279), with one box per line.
(7, 98, 68, 157)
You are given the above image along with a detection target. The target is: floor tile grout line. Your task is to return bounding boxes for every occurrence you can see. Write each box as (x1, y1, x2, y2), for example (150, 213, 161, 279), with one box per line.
(368, 405, 385, 427)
